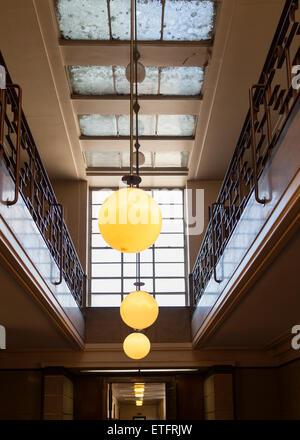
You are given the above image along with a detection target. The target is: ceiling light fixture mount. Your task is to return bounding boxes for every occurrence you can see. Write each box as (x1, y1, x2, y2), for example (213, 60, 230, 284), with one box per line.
(122, 0, 143, 188)
(125, 51, 146, 84)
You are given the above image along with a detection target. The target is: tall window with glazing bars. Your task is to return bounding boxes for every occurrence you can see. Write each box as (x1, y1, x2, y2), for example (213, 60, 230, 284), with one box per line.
(89, 189, 187, 307)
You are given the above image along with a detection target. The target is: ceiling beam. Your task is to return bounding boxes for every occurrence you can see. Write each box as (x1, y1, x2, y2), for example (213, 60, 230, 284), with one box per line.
(86, 167, 189, 176)
(72, 95, 201, 115)
(80, 136, 194, 152)
(60, 40, 210, 67)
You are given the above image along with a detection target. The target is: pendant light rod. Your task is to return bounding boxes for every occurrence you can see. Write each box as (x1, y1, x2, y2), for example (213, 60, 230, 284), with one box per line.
(129, 0, 134, 177)
(134, 0, 140, 180)
(122, 0, 142, 187)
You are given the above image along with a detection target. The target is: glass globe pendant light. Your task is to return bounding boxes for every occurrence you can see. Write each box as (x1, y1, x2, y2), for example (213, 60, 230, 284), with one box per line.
(120, 253, 159, 330)
(123, 332, 151, 360)
(120, 290, 158, 330)
(98, 0, 161, 254)
(98, 187, 161, 253)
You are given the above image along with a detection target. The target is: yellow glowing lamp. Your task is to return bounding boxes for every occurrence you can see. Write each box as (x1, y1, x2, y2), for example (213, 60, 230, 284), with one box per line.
(123, 333, 151, 360)
(135, 391, 144, 397)
(136, 400, 143, 406)
(134, 384, 145, 391)
(98, 187, 162, 253)
(120, 291, 159, 330)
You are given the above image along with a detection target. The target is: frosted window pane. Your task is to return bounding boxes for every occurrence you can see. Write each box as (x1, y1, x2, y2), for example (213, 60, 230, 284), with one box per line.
(115, 66, 159, 95)
(155, 278, 185, 292)
(140, 248, 153, 262)
(92, 278, 121, 293)
(160, 204, 184, 218)
(92, 249, 121, 262)
(85, 151, 120, 167)
(136, 0, 162, 40)
(155, 263, 185, 277)
(92, 220, 99, 233)
(92, 190, 113, 204)
(110, 0, 130, 40)
(155, 152, 189, 167)
(91, 234, 109, 247)
(124, 278, 153, 293)
(56, 0, 110, 40)
(157, 115, 195, 136)
(155, 233, 184, 247)
(156, 294, 186, 306)
(140, 263, 153, 277)
(123, 264, 137, 277)
(153, 189, 183, 204)
(155, 248, 184, 262)
(123, 252, 137, 263)
(121, 151, 152, 168)
(163, 0, 214, 41)
(114, 67, 129, 94)
(110, 0, 162, 40)
(69, 66, 114, 95)
(79, 115, 117, 136)
(91, 295, 122, 307)
(118, 115, 156, 136)
(92, 264, 121, 277)
(160, 67, 204, 95)
(139, 67, 159, 94)
(161, 219, 183, 233)
(92, 205, 101, 219)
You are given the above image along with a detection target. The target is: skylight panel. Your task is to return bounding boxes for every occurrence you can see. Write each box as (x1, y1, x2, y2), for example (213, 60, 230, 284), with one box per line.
(121, 151, 152, 167)
(160, 67, 204, 95)
(139, 67, 159, 94)
(85, 151, 120, 167)
(56, 0, 110, 40)
(163, 0, 214, 41)
(157, 115, 196, 136)
(118, 115, 156, 135)
(114, 67, 129, 94)
(69, 66, 114, 95)
(79, 114, 196, 136)
(79, 114, 117, 136)
(155, 151, 189, 167)
(85, 151, 188, 168)
(57, 0, 215, 41)
(110, 0, 162, 40)
(114, 67, 159, 94)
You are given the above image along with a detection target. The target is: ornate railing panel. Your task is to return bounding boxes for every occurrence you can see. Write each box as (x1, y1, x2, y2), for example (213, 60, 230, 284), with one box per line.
(0, 52, 85, 307)
(191, 0, 300, 306)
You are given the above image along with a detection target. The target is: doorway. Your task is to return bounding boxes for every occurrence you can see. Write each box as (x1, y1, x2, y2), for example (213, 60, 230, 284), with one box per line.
(108, 382, 166, 420)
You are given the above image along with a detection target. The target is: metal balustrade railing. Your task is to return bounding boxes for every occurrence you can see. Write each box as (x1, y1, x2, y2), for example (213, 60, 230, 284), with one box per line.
(190, 0, 300, 307)
(0, 51, 86, 307)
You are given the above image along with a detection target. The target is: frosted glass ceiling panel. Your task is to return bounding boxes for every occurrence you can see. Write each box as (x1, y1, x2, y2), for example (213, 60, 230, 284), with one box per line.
(139, 67, 159, 94)
(118, 115, 156, 135)
(157, 115, 196, 136)
(85, 151, 120, 167)
(121, 151, 152, 167)
(79, 115, 117, 136)
(56, 0, 110, 40)
(110, 0, 162, 40)
(155, 151, 189, 167)
(69, 66, 114, 95)
(163, 0, 214, 41)
(114, 67, 129, 94)
(160, 67, 204, 95)
(115, 67, 159, 94)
